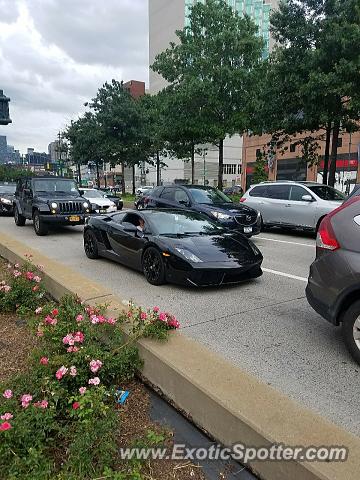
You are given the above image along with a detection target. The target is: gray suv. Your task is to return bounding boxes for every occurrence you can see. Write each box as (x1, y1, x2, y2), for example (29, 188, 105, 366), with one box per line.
(306, 196, 360, 364)
(241, 181, 345, 232)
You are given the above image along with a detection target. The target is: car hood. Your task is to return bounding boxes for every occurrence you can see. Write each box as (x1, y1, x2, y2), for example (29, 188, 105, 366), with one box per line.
(85, 197, 115, 206)
(0, 193, 15, 201)
(157, 232, 261, 263)
(197, 203, 256, 215)
(35, 195, 84, 203)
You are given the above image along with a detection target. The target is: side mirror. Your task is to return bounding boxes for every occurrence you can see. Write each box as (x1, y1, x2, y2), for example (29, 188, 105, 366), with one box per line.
(122, 222, 137, 233)
(302, 194, 314, 202)
(79, 189, 84, 196)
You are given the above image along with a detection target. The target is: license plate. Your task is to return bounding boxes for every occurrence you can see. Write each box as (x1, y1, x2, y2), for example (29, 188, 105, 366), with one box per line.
(244, 227, 252, 234)
(69, 215, 80, 222)
(99, 209, 107, 213)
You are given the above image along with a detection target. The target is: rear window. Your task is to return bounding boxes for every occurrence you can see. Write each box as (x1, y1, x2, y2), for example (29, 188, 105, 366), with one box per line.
(249, 185, 268, 197)
(308, 186, 345, 201)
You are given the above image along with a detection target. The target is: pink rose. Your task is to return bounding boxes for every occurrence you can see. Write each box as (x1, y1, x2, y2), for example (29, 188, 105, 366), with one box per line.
(88, 377, 100, 386)
(40, 357, 49, 365)
(106, 317, 116, 325)
(79, 387, 87, 395)
(76, 314, 83, 323)
(153, 306, 160, 313)
(3, 390, 13, 399)
(70, 366, 77, 377)
(13, 270, 21, 278)
(55, 366, 68, 380)
(33, 276, 41, 283)
(33, 400, 48, 409)
(0, 421, 12, 431)
(140, 312, 147, 320)
(72, 402, 80, 410)
(35, 307, 43, 315)
(21, 394, 33, 408)
(0, 413, 13, 420)
(26, 271, 34, 280)
(159, 312, 167, 322)
(89, 359, 102, 373)
(127, 311, 133, 318)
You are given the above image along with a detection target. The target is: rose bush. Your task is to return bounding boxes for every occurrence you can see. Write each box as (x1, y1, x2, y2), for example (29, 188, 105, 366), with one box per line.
(0, 259, 180, 479)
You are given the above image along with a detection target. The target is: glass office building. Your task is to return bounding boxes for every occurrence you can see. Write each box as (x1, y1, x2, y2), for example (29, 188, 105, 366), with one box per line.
(185, 0, 274, 58)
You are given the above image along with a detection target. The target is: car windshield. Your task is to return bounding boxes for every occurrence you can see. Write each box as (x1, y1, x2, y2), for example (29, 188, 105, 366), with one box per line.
(0, 184, 16, 194)
(33, 179, 79, 195)
(147, 211, 225, 236)
(188, 188, 232, 205)
(308, 185, 345, 201)
(83, 190, 104, 199)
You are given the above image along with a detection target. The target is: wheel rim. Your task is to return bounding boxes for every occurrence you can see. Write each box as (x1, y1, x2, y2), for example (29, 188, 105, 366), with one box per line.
(84, 233, 96, 256)
(353, 316, 360, 350)
(143, 250, 161, 282)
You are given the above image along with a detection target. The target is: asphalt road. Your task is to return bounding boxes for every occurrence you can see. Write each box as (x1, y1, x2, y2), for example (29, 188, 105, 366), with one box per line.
(0, 215, 359, 437)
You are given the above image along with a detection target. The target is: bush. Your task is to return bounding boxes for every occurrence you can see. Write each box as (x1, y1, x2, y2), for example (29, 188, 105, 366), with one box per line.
(0, 259, 180, 479)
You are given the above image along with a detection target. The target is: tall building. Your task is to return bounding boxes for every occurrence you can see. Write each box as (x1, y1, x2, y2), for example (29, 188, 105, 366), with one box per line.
(149, 0, 273, 186)
(0, 135, 7, 164)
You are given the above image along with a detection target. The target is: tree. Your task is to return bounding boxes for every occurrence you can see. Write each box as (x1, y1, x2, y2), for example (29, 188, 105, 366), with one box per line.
(252, 151, 268, 184)
(87, 80, 146, 194)
(151, 0, 264, 189)
(259, 0, 360, 187)
(0, 165, 30, 182)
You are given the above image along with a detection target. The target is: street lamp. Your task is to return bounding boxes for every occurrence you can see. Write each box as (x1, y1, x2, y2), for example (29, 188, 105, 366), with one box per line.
(0, 90, 11, 125)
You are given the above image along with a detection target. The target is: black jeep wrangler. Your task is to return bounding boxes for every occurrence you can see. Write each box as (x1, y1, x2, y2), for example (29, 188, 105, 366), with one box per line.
(14, 176, 90, 236)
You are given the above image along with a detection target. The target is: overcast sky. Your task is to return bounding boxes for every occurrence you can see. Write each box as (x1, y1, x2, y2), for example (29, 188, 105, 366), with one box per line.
(0, 0, 149, 153)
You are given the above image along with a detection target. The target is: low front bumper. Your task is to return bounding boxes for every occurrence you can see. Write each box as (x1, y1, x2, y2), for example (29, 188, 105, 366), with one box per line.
(221, 219, 261, 237)
(39, 213, 87, 225)
(166, 259, 263, 287)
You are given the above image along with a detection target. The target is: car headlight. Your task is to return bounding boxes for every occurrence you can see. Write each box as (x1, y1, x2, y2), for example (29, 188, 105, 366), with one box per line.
(0, 198, 12, 205)
(51, 202, 58, 209)
(175, 247, 203, 263)
(211, 211, 231, 220)
(83, 202, 89, 209)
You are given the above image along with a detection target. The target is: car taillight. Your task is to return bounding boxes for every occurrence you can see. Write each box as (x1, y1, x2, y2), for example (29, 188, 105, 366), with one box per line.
(239, 197, 246, 203)
(316, 216, 340, 252)
(316, 195, 360, 255)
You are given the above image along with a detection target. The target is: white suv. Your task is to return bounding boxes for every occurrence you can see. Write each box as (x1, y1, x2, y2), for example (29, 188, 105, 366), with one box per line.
(241, 181, 345, 232)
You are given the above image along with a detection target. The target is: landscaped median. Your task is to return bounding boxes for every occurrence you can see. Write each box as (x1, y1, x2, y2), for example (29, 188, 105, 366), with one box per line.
(0, 231, 360, 480)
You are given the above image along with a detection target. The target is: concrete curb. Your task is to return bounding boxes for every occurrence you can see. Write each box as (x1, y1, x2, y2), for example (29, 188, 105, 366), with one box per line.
(0, 231, 359, 480)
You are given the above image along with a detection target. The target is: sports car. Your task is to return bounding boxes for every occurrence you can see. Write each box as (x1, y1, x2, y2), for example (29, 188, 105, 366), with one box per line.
(83, 209, 263, 286)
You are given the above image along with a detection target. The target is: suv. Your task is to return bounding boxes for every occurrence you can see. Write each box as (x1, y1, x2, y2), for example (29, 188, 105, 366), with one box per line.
(241, 181, 345, 232)
(306, 196, 360, 364)
(145, 185, 261, 236)
(14, 176, 90, 236)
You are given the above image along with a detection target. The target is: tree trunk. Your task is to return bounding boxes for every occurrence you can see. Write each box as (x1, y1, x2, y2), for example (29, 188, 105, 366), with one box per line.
(328, 122, 340, 188)
(132, 165, 136, 195)
(77, 163, 82, 185)
(191, 143, 195, 184)
(218, 138, 224, 190)
(121, 162, 126, 195)
(323, 122, 332, 185)
(156, 151, 161, 186)
(95, 161, 100, 188)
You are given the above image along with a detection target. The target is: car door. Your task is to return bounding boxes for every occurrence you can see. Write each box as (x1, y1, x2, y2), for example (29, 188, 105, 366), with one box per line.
(286, 185, 317, 228)
(23, 180, 33, 218)
(264, 184, 291, 225)
(156, 187, 178, 208)
(107, 213, 147, 270)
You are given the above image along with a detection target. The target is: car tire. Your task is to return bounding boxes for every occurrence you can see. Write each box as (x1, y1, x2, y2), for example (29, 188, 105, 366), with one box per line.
(33, 211, 48, 236)
(342, 301, 360, 365)
(142, 247, 166, 285)
(14, 206, 26, 226)
(84, 230, 99, 259)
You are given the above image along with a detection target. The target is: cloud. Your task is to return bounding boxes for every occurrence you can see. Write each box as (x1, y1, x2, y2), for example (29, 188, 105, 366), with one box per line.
(0, 0, 149, 152)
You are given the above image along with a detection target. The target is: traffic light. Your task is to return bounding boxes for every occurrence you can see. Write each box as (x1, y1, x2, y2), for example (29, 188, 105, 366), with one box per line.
(0, 90, 11, 125)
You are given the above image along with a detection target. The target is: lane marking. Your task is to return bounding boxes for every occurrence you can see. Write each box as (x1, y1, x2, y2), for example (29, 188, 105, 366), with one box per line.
(262, 268, 308, 283)
(256, 236, 314, 248)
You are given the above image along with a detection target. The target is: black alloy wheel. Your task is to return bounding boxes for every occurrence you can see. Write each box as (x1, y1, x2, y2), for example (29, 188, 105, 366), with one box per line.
(14, 206, 26, 226)
(142, 247, 165, 285)
(84, 230, 99, 259)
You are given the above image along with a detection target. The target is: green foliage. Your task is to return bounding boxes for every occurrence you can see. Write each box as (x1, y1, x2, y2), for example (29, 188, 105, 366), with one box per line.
(0, 165, 31, 182)
(252, 152, 268, 184)
(152, 0, 264, 189)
